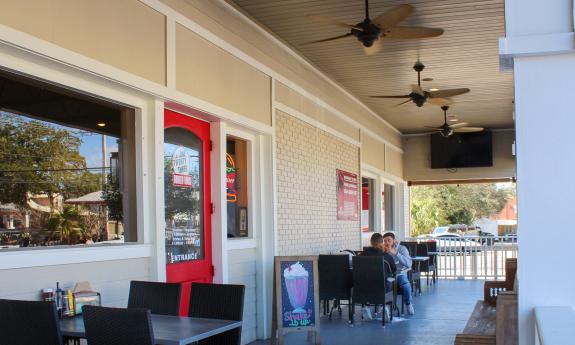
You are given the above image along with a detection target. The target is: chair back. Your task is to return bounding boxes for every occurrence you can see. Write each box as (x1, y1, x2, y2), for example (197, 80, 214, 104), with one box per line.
(416, 242, 429, 256)
(352, 256, 390, 305)
(189, 283, 245, 345)
(83, 305, 154, 345)
(128, 280, 182, 316)
(0, 299, 62, 345)
(426, 240, 438, 252)
(318, 254, 352, 300)
(401, 241, 418, 257)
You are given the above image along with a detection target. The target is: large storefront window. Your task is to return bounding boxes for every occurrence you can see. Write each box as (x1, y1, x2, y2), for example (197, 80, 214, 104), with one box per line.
(226, 136, 249, 238)
(382, 183, 395, 232)
(0, 72, 136, 249)
(361, 177, 375, 232)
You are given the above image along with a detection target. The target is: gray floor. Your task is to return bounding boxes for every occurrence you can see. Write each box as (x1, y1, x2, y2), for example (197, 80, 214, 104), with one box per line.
(249, 279, 482, 345)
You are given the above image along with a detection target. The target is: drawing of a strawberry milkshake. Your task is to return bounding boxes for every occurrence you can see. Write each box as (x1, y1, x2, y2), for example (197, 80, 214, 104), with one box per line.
(284, 261, 309, 313)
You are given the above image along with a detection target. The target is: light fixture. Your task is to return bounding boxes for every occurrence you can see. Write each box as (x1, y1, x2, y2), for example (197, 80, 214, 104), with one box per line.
(97, 122, 106, 127)
(429, 88, 440, 92)
(449, 119, 458, 122)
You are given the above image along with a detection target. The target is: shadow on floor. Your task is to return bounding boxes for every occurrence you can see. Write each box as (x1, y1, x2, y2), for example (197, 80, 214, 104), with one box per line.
(249, 279, 483, 345)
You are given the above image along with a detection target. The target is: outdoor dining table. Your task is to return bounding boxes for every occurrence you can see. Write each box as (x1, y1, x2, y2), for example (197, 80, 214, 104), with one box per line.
(60, 314, 242, 345)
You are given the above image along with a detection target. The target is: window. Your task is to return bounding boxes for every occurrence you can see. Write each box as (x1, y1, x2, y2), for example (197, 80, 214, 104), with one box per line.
(0, 71, 136, 249)
(226, 136, 249, 238)
(361, 177, 375, 232)
(382, 183, 395, 232)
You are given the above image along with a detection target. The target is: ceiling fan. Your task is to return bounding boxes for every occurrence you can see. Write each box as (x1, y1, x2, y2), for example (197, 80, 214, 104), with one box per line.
(370, 61, 470, 107)
(304, 2, 444, 55)
(424, 106, 484, 138)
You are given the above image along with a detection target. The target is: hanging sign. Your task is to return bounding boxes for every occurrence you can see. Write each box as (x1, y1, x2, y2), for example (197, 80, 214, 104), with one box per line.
(336, 169, 359, 221)
(272, 256, 320, 345)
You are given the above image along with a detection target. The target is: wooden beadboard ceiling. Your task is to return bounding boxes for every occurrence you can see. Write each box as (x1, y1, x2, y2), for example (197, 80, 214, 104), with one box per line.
(230, 0, 513, 134)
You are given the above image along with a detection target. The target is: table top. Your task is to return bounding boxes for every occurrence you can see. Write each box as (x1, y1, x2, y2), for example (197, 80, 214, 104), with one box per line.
(412, 256, 430, 261)
(428, 251, 439, 255)
(60, 314, 242, 345)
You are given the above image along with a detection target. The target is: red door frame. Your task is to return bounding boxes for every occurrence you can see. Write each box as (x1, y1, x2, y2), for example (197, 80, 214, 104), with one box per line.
(164, 109, 212, 316)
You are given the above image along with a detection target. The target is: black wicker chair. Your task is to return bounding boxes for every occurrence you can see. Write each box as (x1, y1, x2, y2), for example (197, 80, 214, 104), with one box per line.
(400, 242, 421, 296)
(417, 242, 436, 286)
(188, 283, 245, 345)
(0, 299, 62, 345)
(83, 305, 154, 345)
(128, 280, 182, 316)
(318, 254, 353, 322)
(351, 256, 394, 327)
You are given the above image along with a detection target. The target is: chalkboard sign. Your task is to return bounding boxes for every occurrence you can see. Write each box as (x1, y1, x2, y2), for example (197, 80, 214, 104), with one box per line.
(272, 256, 320, 345)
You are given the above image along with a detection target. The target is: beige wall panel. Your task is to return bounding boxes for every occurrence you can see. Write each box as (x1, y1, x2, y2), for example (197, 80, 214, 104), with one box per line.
(403, 131, 516, 181)
(228, 248, 257, 345)
(0, 0, 166, 85)
(161, 0, 399, 145)
(275, 82, 359, 142)
(386, 147, 404, 178)
(176, 24, 271, 126)
(361, 133, 386, 172)
(0, 258, 150, 307)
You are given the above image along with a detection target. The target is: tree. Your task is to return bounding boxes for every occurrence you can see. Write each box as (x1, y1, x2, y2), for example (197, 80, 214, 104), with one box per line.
(0, 114, 94, 208)
(45, 205, 82, 244)
(102, 172, 123, 237)
(410, 183, 512, 235)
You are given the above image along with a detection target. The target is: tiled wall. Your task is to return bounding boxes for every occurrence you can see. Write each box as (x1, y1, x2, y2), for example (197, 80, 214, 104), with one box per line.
(275, 110, 361, 255)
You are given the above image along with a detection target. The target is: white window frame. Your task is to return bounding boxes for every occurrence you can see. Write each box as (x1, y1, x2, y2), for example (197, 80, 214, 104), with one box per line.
(225, 125, 257, 250)
(0, 44, 154, 270)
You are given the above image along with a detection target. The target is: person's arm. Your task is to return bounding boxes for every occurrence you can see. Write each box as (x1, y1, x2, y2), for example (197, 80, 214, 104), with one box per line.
(396, 245, 413, 268)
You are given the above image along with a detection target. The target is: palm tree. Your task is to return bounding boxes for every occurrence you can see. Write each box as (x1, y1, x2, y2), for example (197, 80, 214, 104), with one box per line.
(46, 206, 82, 244)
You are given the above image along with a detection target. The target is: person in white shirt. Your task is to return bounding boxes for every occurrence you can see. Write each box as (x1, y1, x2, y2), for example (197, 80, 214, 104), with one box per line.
(383, 232, 415, 315)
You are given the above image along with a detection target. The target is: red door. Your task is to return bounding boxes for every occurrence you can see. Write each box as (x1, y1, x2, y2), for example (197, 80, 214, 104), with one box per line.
(164, 109, 212, 315)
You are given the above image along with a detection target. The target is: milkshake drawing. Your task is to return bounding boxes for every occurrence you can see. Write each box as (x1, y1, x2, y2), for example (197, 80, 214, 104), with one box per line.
(283, 261, 309, 314)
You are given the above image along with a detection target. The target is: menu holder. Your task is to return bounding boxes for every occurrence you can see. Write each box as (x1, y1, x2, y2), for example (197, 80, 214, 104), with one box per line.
(72, 281, 101, 315)
(271, 256, 320, 345)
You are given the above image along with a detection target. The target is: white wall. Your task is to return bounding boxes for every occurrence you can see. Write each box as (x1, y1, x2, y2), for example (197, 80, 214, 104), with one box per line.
(227, 248, 258, 345)
(503, 1, 575, 344)
(514, 53, 575, 345)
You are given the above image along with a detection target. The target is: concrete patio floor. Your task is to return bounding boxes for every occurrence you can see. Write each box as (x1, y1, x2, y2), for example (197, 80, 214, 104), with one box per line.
(249, 279, 483, 345)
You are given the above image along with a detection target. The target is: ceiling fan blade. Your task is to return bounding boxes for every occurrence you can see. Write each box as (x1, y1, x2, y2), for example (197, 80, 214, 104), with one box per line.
(306, 15, 363, 31)
(410, 84, 424, 96)
(370, 95, 411, 99)
(302, 33, 354, 45)
(384, 26, 444, 39)
(427, 97, 452, 106)
(429, 88, 470, 98)
(453, 127, 484, 133)
(449, 122, 469, 129)
(424, 126, 443, 130)
(363, 40, 383, 55)
(394, 99, 413, 107)
(372, 4, 414, 28)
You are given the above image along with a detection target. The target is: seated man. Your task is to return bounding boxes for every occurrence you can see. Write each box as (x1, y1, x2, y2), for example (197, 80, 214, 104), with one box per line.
(383, 232, 415, 315)
(362, 233, 397, 282)
(360, 233, 397, 321)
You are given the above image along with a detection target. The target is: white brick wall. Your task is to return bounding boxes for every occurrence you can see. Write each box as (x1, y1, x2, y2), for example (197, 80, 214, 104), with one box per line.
(275, 110, 361, 255)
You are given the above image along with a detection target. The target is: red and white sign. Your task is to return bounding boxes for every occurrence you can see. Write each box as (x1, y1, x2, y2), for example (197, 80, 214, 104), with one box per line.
(336, 169, 359, 221)
(172, 173, 193, 187)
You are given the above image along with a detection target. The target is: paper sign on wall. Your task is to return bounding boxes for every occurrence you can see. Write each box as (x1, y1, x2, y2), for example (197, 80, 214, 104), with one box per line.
(336, 169, 359, 221)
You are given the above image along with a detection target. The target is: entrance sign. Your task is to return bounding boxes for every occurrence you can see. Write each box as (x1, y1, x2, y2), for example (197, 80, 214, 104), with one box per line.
(336, 169, 359, 220)
(272, 256, 320, 345)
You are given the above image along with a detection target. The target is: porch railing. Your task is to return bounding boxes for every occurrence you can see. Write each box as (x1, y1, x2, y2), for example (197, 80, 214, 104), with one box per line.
(406, 236, 518, 279)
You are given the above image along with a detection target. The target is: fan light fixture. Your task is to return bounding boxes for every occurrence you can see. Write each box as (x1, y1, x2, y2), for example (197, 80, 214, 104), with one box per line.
(429, 88, 440, 92)
(97, 122, 106, 127)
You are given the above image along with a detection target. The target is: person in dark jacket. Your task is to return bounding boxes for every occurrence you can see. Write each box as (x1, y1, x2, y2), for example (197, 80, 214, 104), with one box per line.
(361, 233, 397, 285)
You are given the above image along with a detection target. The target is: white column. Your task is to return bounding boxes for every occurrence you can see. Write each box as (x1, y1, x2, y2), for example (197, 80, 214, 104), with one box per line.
(210, 121, 228, 283)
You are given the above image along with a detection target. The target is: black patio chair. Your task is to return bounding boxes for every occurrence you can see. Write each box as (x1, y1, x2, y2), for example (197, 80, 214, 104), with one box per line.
(83, 305, 154, 345)
(401, 242, 421, 296)
(318, 254, 353, 322)
(188, 282, 245, 345)
(128, 280, 182, 316)
(352, 256, 394, 327)
(0, 299, 62, 345)
(417, 242, 436, 286)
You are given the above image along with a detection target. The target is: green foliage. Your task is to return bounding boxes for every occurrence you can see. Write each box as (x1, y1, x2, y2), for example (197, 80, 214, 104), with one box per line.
(411, 183, 513, 236)
(163, 158, 199, 222)
(45, 205, 82, 244)
(0, 114, 100, 206)
(102, 173, 123, 223)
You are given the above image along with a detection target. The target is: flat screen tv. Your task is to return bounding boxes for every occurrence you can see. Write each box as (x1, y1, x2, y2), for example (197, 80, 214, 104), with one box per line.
(430, 131, 493, 169)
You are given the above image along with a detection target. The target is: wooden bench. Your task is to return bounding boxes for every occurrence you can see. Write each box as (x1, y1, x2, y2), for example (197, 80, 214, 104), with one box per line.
(455, 258, 518, 345)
